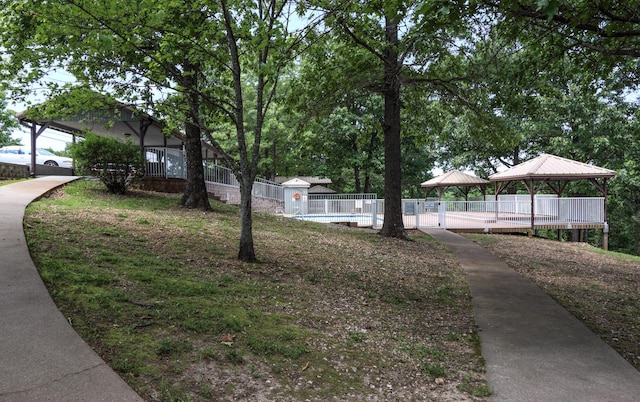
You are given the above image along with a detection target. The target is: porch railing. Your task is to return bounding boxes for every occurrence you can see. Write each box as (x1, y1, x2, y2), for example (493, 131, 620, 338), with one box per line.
(144, 147, 283, 202)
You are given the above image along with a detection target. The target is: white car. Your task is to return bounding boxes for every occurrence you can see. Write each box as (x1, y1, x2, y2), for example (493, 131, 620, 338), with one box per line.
(0, 146, 74, 168)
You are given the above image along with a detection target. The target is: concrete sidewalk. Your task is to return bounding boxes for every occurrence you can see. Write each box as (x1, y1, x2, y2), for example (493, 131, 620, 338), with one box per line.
(422, 228, 640, 402)
(0, 177, 143, 401)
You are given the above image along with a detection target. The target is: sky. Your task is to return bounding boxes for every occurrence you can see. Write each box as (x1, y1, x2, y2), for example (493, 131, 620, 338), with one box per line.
(11, 124, 74, 151)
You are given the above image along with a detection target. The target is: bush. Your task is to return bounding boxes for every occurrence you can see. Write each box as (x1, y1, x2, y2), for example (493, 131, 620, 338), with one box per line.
(72, 133, 144, 194)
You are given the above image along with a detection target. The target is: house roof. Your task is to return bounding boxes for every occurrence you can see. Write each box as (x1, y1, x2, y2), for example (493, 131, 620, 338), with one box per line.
(308, 185, 336, 194)
(275, 176, 332, 185)
(17, 90, 224, 160)
(421, 170, 489, 188)
(17, 91, 185, 148)
(489, 154, 616, 182)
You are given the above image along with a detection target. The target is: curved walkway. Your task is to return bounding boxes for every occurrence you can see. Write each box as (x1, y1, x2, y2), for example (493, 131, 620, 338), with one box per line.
(0, 177, 142, 402)
(422, 228, 640, 402)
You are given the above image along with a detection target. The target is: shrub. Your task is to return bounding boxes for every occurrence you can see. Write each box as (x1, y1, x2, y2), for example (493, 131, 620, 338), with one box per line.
(72, 133, 144, 194)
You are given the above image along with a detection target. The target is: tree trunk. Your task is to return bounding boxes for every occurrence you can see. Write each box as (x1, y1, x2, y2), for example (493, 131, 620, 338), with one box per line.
(364, 129, 378, 193)
(238, 176, 256, 262)
(378, 14, 409, 240)
(180, 120, 211, 210)
(222, 1, 258, 261)
(354, 165, 362, 193)
(179, 65, 211, 211)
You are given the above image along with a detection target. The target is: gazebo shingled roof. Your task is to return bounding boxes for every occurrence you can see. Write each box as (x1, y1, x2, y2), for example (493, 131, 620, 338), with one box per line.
(422, 170, 489, 188)
(421, 170, 489, 200)
(489, 153, 615, 182)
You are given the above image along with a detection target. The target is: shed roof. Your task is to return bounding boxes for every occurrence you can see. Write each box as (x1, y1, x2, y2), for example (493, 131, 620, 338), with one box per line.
(281, 178, 311, 188)
(421, 170, 489, 188)
(275, 176, 332, 185)
(489, 154, 616, 182)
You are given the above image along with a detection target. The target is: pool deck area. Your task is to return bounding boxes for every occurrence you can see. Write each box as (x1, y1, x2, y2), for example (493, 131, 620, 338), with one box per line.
(291, 211, 607, 237)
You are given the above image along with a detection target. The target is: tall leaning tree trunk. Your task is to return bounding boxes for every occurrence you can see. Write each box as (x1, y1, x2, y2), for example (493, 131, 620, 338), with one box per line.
(222, 0, 257, 262)
(379, 14, 409, 239)
(180, 64, 211, 211)
(238, 174, 256, 261)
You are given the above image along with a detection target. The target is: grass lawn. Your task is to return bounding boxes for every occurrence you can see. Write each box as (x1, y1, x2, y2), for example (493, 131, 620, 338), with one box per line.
(25, 179, 489, 401)
(0, 178, 29, 186)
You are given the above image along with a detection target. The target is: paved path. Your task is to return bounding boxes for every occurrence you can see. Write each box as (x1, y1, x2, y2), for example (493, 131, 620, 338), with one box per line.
(0, 177, 143, 402)
(421, 228, 640, 402)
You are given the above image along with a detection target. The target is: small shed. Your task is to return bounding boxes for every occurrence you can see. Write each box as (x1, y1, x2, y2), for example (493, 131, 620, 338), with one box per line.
(282, 178, 311, 215)
(421, 170, 489, 200)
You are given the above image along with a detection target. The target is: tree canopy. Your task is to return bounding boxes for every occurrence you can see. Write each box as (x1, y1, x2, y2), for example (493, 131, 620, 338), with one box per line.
(2, 0, 640, 254)
(0, 91, 19, 146)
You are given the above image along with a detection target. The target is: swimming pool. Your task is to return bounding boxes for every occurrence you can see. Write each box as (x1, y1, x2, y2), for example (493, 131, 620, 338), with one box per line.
(292, 214, 383, 227)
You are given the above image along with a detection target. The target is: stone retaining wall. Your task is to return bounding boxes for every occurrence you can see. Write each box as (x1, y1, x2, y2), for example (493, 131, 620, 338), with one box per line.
(32, 165, 74, 176)
(135, 176, 187, 193)
(0, 162, 30, 179)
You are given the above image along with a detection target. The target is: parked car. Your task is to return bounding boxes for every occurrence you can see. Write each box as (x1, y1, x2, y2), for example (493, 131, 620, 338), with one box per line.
(0, 146, 73, 168)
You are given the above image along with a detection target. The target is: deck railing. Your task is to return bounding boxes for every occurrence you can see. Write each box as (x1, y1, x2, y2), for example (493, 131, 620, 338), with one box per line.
(142, 150, 606, 229)
(144, 147, 186, 178)
(377, 197, 606, 229)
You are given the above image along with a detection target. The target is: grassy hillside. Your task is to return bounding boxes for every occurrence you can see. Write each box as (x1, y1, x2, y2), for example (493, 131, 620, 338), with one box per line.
(25, 179, 489, 401)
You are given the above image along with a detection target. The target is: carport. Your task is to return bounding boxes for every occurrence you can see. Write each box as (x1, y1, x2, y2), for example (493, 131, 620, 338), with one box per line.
(16, 90, 220, 176)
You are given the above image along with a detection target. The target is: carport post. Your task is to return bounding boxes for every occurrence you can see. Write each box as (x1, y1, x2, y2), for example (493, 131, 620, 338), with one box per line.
(27, 121, 50, 177)
(30, 123, 37, 177)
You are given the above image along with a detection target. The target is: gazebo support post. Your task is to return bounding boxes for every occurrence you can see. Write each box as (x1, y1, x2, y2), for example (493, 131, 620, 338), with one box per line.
(589, 178, 610, 250)
(522, 179, 536, 233)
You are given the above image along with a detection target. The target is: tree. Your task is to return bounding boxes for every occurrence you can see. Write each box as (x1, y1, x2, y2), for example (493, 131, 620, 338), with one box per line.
(0, 0, 212, 210)
(0, 0, 306, 261)
(297, 0, 473, 239)
(490, 0, 640, 59)
(303, 93, 384, 194)
(0, 91, 19, 147)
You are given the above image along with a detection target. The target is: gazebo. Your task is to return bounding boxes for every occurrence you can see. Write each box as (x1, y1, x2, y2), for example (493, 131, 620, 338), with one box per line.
(421, 170, 490, 201)
(489, 153, 616, 247)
